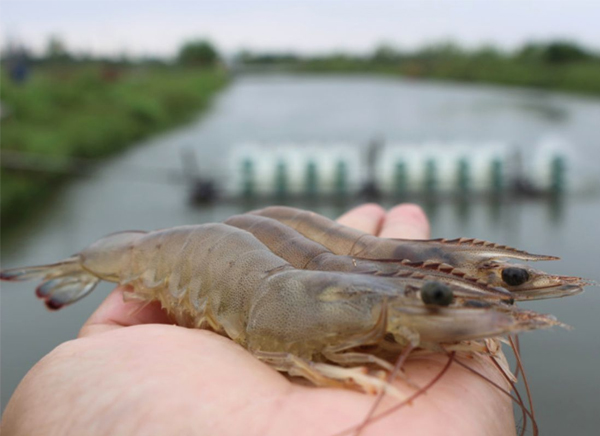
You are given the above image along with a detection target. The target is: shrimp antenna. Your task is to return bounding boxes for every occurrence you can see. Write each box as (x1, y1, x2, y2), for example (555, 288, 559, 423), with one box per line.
(354, 344, 415, 436)
(454, 341, 538, 436)
(486, 346, 535, 436)
(488, 338, 536, 435)
(452, 357, 537, 435)
(512, 334, 522, 379)
(331, 352, 455, 436)
(509, 335, 537, 434)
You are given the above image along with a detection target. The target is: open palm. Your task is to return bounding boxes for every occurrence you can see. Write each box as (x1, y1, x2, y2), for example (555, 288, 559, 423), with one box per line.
(2, 204, 515, 436)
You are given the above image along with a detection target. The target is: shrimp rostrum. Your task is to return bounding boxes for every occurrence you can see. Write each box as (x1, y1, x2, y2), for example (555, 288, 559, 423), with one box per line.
(0, 217, 575, 395)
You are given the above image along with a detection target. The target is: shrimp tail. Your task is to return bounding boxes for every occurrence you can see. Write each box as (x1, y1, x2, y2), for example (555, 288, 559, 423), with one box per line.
(0, 256, 100, 310)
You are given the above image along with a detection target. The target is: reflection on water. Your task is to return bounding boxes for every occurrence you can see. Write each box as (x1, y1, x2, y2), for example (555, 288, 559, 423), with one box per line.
(486, 195, 504, 225)
(2, 74, 599, 435)
(474, 91, 570, 122)
(454, 195, 472, 225)
(519, 100, 569, 121)
(547, 194, 566, 224)
(377, 192, 568, 236)
(233, 190, 568, 237)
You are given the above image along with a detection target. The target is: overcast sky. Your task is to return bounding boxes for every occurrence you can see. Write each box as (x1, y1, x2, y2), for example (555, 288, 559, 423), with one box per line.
(2, 0, 599, 57)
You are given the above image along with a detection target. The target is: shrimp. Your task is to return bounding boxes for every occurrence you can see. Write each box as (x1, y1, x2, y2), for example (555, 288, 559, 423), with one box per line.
(0, 222, 561, 395)
(249, 206, 590, 299)
(225, 213, 514, 302)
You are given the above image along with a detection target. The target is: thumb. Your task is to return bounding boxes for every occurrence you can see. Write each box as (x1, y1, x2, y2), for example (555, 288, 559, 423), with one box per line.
(78, 286, 172, 337)
(379, 203, 431, 239)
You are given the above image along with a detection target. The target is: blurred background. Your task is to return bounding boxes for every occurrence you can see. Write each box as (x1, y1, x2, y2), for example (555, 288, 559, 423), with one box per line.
(1, 1, 599, 433)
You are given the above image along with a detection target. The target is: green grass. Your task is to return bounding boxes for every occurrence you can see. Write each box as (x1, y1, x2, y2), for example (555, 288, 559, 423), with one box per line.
(1, 65, 227, 228)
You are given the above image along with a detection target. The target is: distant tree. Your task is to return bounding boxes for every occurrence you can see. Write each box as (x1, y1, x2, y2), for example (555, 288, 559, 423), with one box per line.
(140, 56, 168, 67)
(517, 40, 594, 64)
(117, 51, 132, 66)
(234, 49, 253, 64)
(372, 43, 400, 63)
(515, 42, 546, 61)
(232, 49, 300, 65)
(543, 41, 592, 64)
(472, 45, 504, 61)
(177, 40, 219, 66)
(415, 41, 465, 61)
(45, 35, 71, 62)
(2, 39, 32, 62)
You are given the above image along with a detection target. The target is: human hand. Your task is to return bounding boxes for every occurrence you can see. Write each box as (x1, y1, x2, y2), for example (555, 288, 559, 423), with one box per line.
(2, 204, 515, 436)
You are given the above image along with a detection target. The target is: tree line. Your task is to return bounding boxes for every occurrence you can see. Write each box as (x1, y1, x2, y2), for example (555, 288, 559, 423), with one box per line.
(2, 37, 221, 67)
(238, 40, 599, 66)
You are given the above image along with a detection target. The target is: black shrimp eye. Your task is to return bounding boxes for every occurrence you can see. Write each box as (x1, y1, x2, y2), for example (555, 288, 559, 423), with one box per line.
(501, 267, 530, 287)
(420, 281, 454, 307)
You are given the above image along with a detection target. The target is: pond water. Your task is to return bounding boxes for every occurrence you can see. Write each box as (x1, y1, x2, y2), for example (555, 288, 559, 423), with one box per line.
(2, 74, 599, 434)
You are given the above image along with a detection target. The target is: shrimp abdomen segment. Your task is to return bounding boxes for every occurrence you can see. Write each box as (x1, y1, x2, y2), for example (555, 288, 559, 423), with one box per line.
(251, 206, 365, 255)
(79, 230, 146, 282)
(225, 214, 329, 269)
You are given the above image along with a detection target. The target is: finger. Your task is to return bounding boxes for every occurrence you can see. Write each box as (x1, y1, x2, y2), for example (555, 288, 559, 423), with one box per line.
(336, 203, 386, 235)
(379, 203, 430, 239)
(79, 286, 172, 337)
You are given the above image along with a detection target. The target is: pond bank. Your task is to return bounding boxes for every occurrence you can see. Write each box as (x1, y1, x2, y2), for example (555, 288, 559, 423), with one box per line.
(1, 66, 228, 229)
(240, 58, 600, 96)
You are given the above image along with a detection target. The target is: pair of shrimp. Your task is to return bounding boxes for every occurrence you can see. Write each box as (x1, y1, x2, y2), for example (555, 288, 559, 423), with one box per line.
(0, 206, 590, 435)
(226, 206, 590, 434)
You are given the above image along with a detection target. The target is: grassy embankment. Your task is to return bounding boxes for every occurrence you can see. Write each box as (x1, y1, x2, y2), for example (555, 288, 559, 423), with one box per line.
(295, 57, 600, 95)
(241, 42, 600, 96)
(1, 66, 227, 228)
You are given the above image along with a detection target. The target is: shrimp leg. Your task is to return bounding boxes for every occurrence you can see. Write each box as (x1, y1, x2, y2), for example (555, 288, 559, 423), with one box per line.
(254, 351, 402, 397)
(322, 351, 395, 372)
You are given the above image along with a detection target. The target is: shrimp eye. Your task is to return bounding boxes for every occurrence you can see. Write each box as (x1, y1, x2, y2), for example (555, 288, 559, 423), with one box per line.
(501, 267, 530, 287)
(421, 281, 453, 307)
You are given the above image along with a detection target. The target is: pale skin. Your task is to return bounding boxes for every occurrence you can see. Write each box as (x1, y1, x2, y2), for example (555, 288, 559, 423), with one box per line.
(2, 204, 516, 436)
